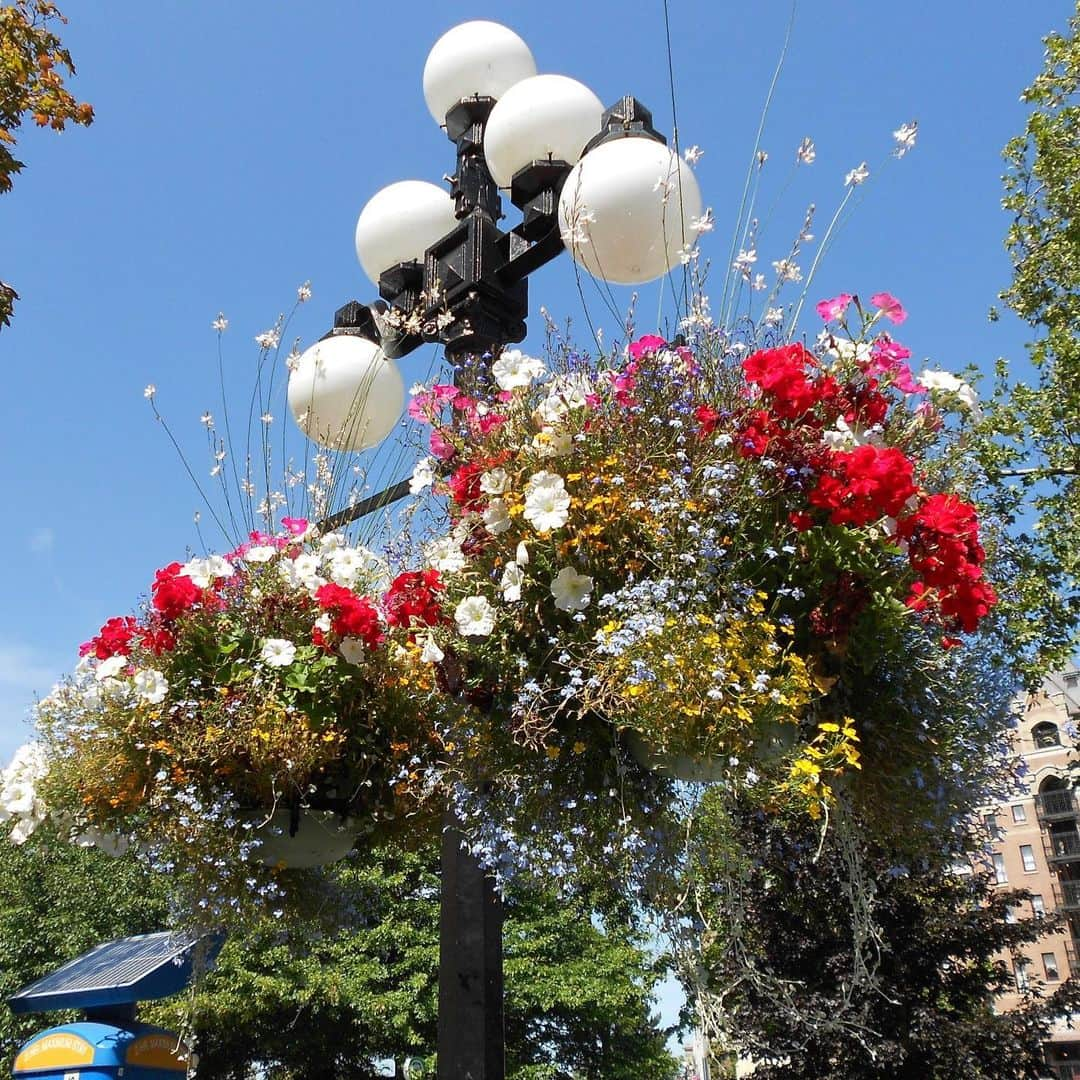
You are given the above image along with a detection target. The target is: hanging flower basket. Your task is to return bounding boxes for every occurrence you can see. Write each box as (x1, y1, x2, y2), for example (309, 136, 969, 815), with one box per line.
(241, 806, 364, 869)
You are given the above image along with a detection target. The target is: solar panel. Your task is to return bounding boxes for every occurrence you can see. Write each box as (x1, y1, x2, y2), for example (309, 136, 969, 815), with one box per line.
(8, 931, 222, 1014)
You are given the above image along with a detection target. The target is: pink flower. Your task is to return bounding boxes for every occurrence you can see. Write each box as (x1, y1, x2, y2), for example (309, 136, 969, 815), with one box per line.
(628, 334, 666, 360)
(281, 517, 309, 537)
(869, 337, 921, 394)
(815, 294, 853, 322)
(870, 292, 907, 325)
(429, 428, 456, 460)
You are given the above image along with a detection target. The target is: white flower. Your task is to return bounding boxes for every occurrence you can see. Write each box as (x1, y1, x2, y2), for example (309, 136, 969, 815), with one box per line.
(318, 531, 346, 554)
(690, 208, 715, 233)
(455, 596, 496, 637)
(492, 349, 546, 391)
(480, 467, 510, 495)
(9, 817, 40, 845)
(772, 259, 802, 284)
(410, 456, 437, 494)
(828, 338, 874, 364)
(314, 613, 332, 633)
(339, 637, 368, 665)
(844, 161, 870, 187)
(532, 430, 573, 458)
(683, 145, 704, 164)
(892, 120, 918, 158)
(143, 384, 156, 399)
(297, 280, 312, 303)
(1, 779, 39, 819)
(732, 248, 757, 279)
(822, 416, 881, 449)
(752, 273, 767, 292)
(764, 307, 785, 327)
(75, 827, 130, 857)
(255, 328, 281, 350)
(420, 635, 445, 664)
(180, 555, 234, 589)
(95, 655, 128, 682)
(133, 668, 168, 705)
(523, 471, 571, 532)
(328, 547, 370, 588)
(426, 535, 466, 573)
(514, 541, 530, 566)
(550, 566, 593, 612)
(212, 312, 228, 332)
(260, 638, 296, 667)
(919, 369, 981, 415)
(200, 412, 214, 427)
(483, 499, 512, 535)
(796, 136, 816, 165)
(500, 562, 525, 603)
(244, 544, 278, 563)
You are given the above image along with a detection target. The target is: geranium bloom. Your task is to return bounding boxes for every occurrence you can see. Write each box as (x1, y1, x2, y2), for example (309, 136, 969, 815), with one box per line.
(523, 471, 571, 532)
(315, 584, 384, 649)
(151, 562, 203, 620)
(260, 638, 296, 667)
(455, 595, 496, 637)
(550, 567, 593, 612)
(82, 616, 139, 659)
(808, 445, 917, 527)
(383, 570, 445, 631)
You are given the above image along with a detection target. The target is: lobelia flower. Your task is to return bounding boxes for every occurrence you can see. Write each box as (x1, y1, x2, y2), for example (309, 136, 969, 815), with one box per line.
(260, 638, 297, 667)
(455, 596, 496, 637)
(133, 668, 168, 705)
(492, 349, 545, 391)
(550, 567, 594, 612)
(523, 471, 571, 532)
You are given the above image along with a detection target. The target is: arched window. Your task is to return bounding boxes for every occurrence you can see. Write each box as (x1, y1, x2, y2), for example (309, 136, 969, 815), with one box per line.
(1033, 721, 1061, 749)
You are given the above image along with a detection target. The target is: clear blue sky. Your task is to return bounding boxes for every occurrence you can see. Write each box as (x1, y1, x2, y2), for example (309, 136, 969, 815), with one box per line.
(0, 0, 1068, 763)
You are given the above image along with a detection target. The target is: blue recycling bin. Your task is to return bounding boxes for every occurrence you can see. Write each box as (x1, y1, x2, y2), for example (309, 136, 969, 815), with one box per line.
(12, 1020, 188, 1079)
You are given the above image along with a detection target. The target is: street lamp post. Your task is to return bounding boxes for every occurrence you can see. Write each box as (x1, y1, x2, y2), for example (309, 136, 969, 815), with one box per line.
(289, 19, 704, 1079)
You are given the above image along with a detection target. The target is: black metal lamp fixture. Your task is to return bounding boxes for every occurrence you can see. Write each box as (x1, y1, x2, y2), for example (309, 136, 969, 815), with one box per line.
(287, 19, 706, 1079)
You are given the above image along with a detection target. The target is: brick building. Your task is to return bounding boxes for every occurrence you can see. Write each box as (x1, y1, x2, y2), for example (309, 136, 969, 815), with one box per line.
(986, 669, 1080, 1077)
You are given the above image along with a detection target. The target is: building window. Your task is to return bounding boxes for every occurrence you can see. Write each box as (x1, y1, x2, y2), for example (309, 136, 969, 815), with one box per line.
(1015, 959, 1030, 990)
(1033, 721, 1061, 749)
(993, 853, 1008, 884)
(1043, 952, 1061, 981)
(1005, 904, 1018, 924)
(1032, 894, 1046, 917)
(1012, 804, 1027, 823)
(984, 813, 1004, 840)
(1020, 844, 1038, 872)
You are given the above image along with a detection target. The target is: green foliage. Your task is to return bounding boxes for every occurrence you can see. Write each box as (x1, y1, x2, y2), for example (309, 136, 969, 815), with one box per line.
(688, 804, 1080, 1080)
(0, 825, 168, 1062)
(980, 3, 1080, 681)
(0, 830, 675, 1079)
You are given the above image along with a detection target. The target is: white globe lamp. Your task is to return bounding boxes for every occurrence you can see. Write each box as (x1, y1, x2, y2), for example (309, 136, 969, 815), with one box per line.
(287, 334, 404, 452)
(557, 137, 703, 285)
(483, 74, 604, 188)
(423, 20, 536, 126)
(354, 180, 458, 285)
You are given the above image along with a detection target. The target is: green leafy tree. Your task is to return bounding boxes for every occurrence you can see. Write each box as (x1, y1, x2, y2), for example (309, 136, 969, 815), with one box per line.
(157, 843, 678, 1080)
(0, 825, 169, 1061)
(688, 806, 1080, 1080)
(980, 3, 1080, 680)
(0, 0, 93, 327)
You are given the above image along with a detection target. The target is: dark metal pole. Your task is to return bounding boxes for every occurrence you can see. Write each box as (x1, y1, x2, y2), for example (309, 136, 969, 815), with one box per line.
(437, 812, 505, 1079)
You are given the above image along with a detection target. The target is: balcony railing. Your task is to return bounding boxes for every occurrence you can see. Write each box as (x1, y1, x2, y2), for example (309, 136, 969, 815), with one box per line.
(1056, 880, 1080, 911)
(1036, 789, 1080, 820)
(1048, 832, 1080, 862)
(1049, 1065, 1080, 1080)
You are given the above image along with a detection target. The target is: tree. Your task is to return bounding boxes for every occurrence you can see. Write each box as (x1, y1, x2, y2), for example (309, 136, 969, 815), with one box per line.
(0, 0, 93, 327)
(980, 3, 1080, 681)
(0, 825, 168, 1060)
(687, 806, 1080, 1080)
(159, 843, 678, 1080)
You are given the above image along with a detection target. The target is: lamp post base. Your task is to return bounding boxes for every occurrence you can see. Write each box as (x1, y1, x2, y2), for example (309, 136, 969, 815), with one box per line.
(437, 812, 505, 1080)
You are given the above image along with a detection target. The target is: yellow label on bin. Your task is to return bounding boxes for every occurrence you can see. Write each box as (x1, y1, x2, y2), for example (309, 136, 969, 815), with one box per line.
(14, 1032, 95, 1071)
(126, 1033, 188, 1070)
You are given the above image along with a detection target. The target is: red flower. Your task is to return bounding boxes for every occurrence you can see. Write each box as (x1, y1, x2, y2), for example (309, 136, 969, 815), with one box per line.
(139, 625, 177, 655)
(83, 616, 139, 659)
(694, 403, 721, 438)
(315, 583, 384, 649)
(448, 461, 487, 513)
(743, 344, 827, 420)
(151, 563, 203, 621)
(383, 570, 445, 632)
(807, 445, 917, 527)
